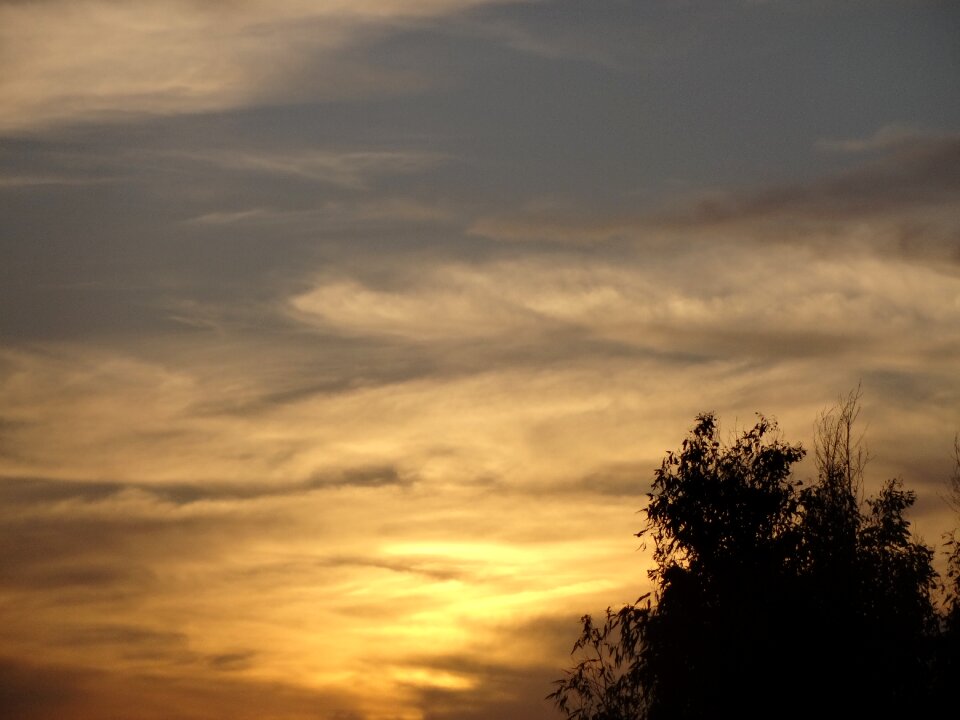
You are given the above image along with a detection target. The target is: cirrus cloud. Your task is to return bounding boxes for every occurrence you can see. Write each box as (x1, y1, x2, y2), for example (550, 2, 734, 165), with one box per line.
(0, 0, 521, 133)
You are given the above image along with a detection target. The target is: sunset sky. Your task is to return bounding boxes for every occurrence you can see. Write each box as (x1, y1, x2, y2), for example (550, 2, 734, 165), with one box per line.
(2, 1, 960, 718)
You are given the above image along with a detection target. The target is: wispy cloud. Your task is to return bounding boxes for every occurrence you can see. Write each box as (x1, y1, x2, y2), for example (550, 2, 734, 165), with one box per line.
(178, 148, 450, 188)
(468, 198, 646, 245)
(0, 0, 518, 133)
(673, 135, 960, 228)
(0, 654, 363, 720)
(289, 248, 960, 356)
(815, 123, 928, 154)
(470, 134, 960, 267)
(0, 173, 116, 188)
(2, 4, 958, 717)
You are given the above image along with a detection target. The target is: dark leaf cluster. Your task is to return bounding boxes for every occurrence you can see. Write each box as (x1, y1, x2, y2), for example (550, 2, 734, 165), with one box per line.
(550, 395, 959, 720)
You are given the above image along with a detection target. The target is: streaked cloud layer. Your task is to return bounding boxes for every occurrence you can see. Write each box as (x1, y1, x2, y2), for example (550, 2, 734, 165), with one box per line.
(0, 0, 511, 132)
(2, 1, 959, 718)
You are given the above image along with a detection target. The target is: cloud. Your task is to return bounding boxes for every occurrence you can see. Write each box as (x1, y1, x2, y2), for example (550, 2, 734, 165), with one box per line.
(645, 134, 960, 272)
(468, 198, 646, 245)
(0, 449, 650, 718)
(184, 196, 455, 230)
(289, 272, 544, 341)
(675, 135, 960, 228)
(573, 462, 655, 497)
(0, 654, 364, 720)
(2, 335, 957, 719)
(400, 614, 598, 720)
(458, 10, 626, 69)
(469, 134, 960, 268)
(0, 656, 88, 720)
(60, 624, 193, 663)
(0, 466, 410, 511)
(1, 4, 957, 717)
(290, 248, 960, 361)
(174, 148, 450, 189)
(1, 130, 957, 720)
(416, 663, 560, 720)
(317, 554, 468, 582)
(0, 173, 116, 188)
(815, 123, 929, 154)
(207, 651, 257, 672)
(0, 0, 518, 134)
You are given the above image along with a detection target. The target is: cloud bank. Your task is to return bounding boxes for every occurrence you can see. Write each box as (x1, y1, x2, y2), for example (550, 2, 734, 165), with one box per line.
(2, 1, 959, 717)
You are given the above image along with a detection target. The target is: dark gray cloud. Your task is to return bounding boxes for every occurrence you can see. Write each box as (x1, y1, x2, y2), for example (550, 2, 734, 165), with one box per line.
(206, 651, 258, 672)
(0, 513, 185, 598)
(0, 656, 89, 720)
(0, 655, 364, 720)
(316, 554, 467, 582)
(0, 476, 122, 505)
(0, 465, 410, 510)
(673, 135, 960, 227)
(59, 625, 194, 664)
(471, 133, 960, 259)
(53, 622, 256, 672)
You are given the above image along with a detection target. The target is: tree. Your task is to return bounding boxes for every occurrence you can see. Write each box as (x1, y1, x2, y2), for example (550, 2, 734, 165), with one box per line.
(944, 434, 960, 624)
(933, 434, 960, 704)
(550, 393, 944, 720)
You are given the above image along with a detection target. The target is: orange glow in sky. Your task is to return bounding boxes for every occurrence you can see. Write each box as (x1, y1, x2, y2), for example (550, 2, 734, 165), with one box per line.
(2, 1, 959, 718)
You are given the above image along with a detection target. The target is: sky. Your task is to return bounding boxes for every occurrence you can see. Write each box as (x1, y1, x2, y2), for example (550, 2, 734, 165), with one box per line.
(1, 1, 959, 718)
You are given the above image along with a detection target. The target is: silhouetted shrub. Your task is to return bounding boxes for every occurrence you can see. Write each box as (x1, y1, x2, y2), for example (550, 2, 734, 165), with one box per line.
(551, 391, 956, 720)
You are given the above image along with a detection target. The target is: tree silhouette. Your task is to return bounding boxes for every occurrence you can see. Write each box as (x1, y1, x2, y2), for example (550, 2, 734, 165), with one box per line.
(934, 434, 960, 706)
(550, 391, 951, 720)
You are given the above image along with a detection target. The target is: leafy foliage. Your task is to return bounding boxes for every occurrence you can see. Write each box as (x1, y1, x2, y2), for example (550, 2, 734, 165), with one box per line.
(550, 600, 651, 720)
(550, 393, 955, 720)
(933, 435, 960, 703)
